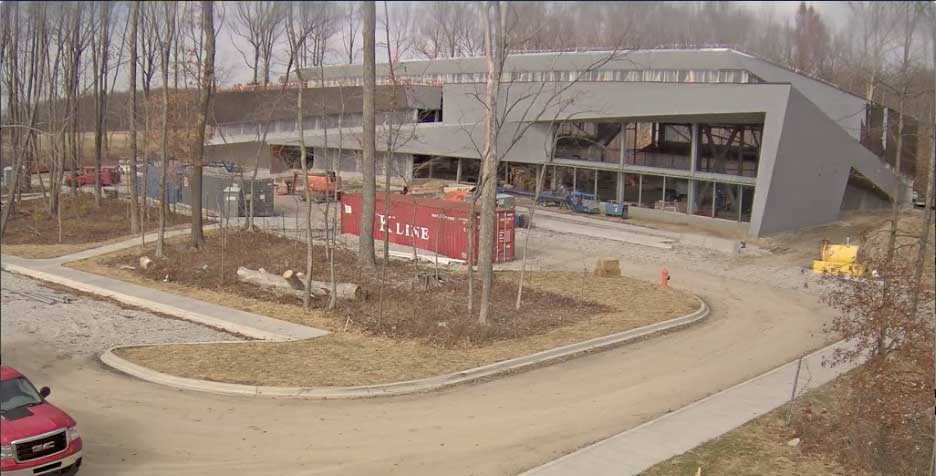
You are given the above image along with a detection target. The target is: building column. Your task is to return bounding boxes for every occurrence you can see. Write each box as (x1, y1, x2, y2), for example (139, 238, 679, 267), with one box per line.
(619, 122, 626, 168)
(551, 165, 557, 190)
(637, 174, 643, 205)
(593, 170, 598, 198)
(616, 172, 624, 203)
(688, 123, 699, 215)
(711, 181, 717, 218)
(688, 181, 696, 215)
(690, 123, 699, 174)
(456, 158, 463, 183)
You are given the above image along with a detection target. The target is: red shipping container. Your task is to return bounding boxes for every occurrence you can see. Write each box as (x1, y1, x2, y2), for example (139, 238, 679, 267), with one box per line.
(340, 193, 515, 263)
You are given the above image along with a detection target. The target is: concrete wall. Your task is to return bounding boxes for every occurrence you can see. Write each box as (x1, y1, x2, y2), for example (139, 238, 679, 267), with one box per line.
(627, 206, 750, 236)
(841, 182, 892, 211)
(736, 55, 867, 140)
(206, 142, 277, 171)
(442, 82, 790, 125)
(752, 89, 859, 234)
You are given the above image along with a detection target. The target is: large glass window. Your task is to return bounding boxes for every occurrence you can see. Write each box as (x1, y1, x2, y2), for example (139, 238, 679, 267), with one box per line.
(575, 168, 596, 194)
(413, 155, 458, 180)
(639, 175, 664, 208)
(621, 173, 641, 204)
(738, 185, 755, 222)
(620, 122, 691, 170)
(555, 166, 575, 191)
(597, 170, 618, 202)
(697, 124, 762, 177)
(460, 158, 480, 184)
(692, 180, 716, 217)
(555, 122, 621, 163)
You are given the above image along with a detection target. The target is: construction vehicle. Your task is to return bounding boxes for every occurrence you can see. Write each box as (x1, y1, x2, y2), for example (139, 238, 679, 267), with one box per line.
(285, 171, 342, 202)
(812, 241, 864, 276)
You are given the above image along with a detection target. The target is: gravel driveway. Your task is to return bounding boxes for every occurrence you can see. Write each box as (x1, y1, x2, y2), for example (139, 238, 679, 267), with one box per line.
(0, 271, 241, 359)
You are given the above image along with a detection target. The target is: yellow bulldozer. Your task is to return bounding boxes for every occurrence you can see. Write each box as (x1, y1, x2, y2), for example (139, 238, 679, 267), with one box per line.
(812, 241, 864, 276)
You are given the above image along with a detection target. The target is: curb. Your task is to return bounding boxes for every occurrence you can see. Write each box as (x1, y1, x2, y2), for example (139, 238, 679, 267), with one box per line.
(1, 262, 294, 341)
(99, 297, 710, 399)
(519, 338, 856, 476)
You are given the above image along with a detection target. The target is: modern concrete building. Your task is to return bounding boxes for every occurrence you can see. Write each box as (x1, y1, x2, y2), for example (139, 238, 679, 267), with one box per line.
(208, 48, 915, 237)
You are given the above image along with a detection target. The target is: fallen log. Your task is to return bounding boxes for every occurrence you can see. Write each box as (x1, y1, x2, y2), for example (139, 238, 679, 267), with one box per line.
(236, 267, 360, 300)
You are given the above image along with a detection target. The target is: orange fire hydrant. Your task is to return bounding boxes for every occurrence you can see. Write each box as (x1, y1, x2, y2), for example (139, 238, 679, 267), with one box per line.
(661, 267, 670, 288)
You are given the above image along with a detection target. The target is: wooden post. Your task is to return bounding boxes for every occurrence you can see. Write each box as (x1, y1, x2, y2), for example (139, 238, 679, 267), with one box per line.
(786, 355, 805, 424)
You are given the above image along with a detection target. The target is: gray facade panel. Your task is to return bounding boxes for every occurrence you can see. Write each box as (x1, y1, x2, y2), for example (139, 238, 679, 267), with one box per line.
(753, 89, 857, 235)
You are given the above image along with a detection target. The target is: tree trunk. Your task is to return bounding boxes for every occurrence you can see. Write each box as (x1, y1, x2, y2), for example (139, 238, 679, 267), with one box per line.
(190, 0, 214, 248)
(359, 0, 377, 267)
(885, 92, 906, 263)
(127, 1, 140, 234)
(236, 267, 359, 300)
(295, 67, 314, 308)
(477, 1, 504, 325)
(156, 5, 175, 258)
(516, 163, 548, 309)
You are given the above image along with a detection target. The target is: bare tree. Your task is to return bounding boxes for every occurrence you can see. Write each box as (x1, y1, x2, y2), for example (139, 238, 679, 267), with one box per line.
(0, 2, 49, 239)
(885, 1, 922, 263)
(359, 0, 377, 267)
(155, 2, 177, 258)
(230, 1, 285, 86)
(286, 1, 320, 308)
(190, 0, 216, 248)
(476, 1, 506, 324)
(342, 2, 361, 64)
(127, 1, 141, 234)
(90, 2, 114, 207)
(470, 4, 626, 323)
(414, 1, 480, 59)
(138, 2, 161, 235)
(379, 1, 414, 62)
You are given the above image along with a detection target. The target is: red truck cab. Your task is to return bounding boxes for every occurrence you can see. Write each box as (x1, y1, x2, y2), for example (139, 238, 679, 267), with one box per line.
(64, 166, 120, 188)
(1, 365, 82, 475)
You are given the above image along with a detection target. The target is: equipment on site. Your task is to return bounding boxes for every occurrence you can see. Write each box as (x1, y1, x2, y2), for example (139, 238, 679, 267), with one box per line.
(280, 171, 342, 202)
(565, 191, 600, 214)
(812, 241, 864, 276)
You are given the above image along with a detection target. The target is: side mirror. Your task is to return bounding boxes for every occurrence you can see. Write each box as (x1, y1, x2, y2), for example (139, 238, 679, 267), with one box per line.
(39, 387, 51, 399)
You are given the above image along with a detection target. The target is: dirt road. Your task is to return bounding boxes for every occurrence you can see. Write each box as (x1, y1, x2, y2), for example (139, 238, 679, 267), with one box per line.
(1, 235, 833, 476)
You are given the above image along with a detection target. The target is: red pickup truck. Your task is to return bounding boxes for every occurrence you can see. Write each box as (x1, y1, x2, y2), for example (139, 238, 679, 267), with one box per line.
(0, 365, 82, 475)
(63, 166, 120, 188)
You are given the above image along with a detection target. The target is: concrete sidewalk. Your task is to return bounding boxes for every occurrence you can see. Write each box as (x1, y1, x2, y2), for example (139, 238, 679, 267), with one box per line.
(1, 231, 327, 341)
(521, 339, 856, 476)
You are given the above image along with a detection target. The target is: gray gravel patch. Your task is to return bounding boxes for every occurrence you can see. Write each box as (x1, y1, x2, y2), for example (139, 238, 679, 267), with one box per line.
(1, 271, 242, 358)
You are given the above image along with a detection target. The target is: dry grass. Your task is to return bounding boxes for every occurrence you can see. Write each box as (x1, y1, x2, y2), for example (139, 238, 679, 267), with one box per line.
(70, 237, 698, 387)
(640, 376, 864, 476)
(1, 192, 189, 258)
